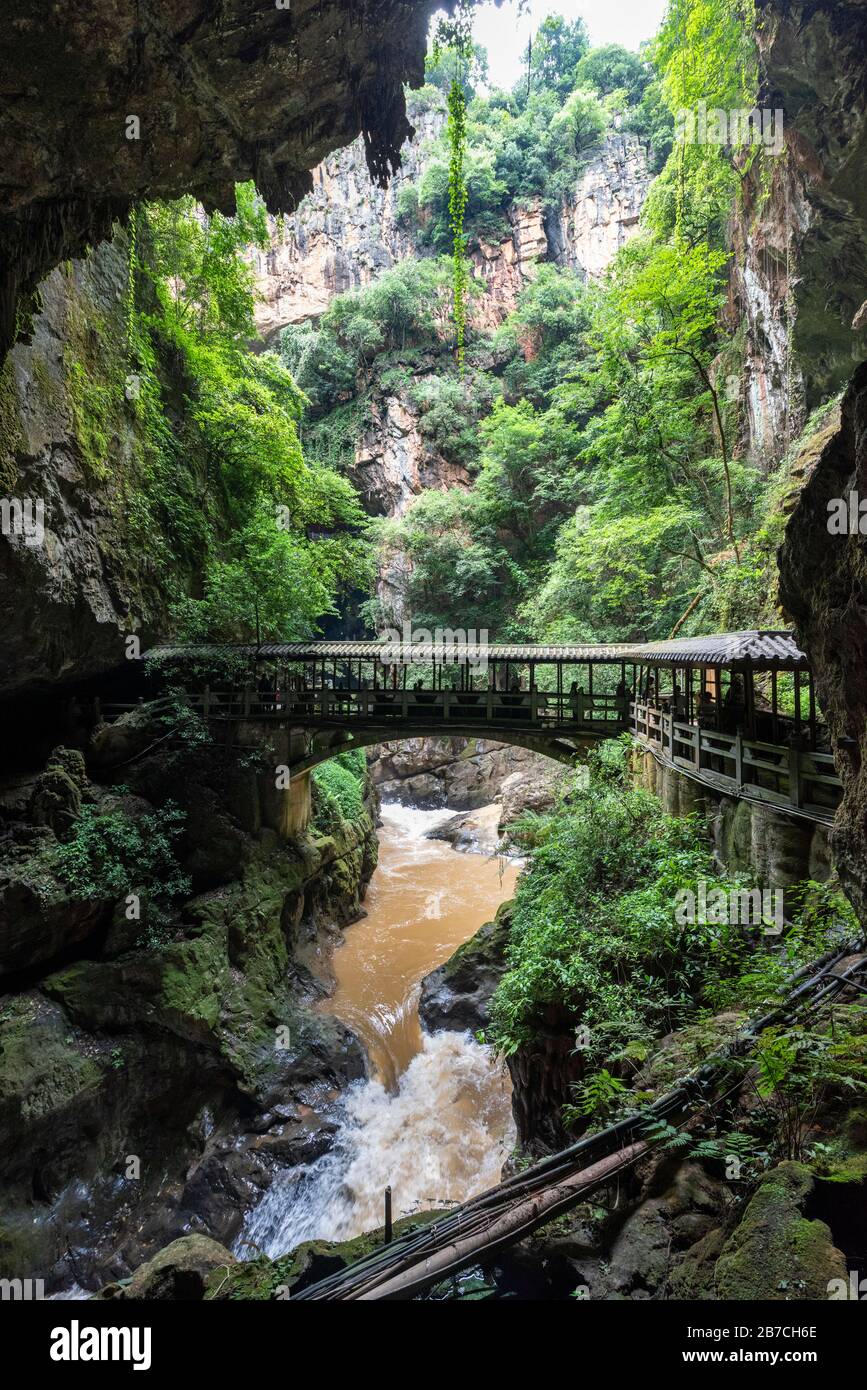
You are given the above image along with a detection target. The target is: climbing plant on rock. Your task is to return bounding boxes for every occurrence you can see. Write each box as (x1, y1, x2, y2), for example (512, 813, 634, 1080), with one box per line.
(432, 1, 475, 371)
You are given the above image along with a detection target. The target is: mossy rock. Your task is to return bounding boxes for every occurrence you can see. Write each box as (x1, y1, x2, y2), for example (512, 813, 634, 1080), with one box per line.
(812, 1106, 867, 1184)
(714, 1161, 846, 1300)
(669, 1226, 727, 1300)
(100, 1235, 236, 1301)
(205, 1212, 442, 1300)
(419, 900, 514, 1033)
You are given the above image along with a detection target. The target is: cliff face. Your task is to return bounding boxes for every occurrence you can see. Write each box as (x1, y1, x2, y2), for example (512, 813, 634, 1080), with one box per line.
(254, 124, 652, 340)
(253, 99, 446, 339)
(546, 132, 648, 279)
(255, 121, 652, 623)
(766, 0, 867, 921)
(732, 1, 867, 466)
(0, 237, 173, 698)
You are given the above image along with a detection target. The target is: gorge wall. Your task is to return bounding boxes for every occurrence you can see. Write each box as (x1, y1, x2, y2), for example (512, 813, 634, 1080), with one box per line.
(254, 112, 651, 538)
(253, 102, 651, 340)
(759, 0, 867, 928)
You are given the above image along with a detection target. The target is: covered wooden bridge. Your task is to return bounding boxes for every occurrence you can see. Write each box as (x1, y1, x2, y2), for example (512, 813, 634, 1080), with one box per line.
(137, 629, 842, 824)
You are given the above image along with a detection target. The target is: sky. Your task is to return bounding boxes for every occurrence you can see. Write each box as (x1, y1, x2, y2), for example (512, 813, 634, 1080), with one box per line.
(466, 1, 669, 89)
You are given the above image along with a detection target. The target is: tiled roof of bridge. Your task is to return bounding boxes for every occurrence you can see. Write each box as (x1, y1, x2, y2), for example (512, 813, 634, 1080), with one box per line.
(144, 630, 807, 669)
(621, 630, 808, 667)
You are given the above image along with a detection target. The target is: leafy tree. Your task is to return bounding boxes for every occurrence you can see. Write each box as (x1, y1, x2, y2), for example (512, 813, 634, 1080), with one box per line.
(521, 14, 590, 101)
(574, 44, 651, 104)
(551, 88, 608, 162)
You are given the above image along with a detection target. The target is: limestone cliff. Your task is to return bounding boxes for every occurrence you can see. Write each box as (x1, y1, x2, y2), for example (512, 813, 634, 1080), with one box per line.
(0, 237, 169, 699)
(762, 0, 867, 927)
(254, 121, 652, 341)
(731, 1, 867, 466)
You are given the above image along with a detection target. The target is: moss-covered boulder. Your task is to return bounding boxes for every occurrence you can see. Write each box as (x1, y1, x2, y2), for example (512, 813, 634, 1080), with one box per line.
(419, 901, 513, 1033)
(715, 1161, 847, 1300)
(204, 1213, 441, 1300)
(99, 1235, 236, 1301)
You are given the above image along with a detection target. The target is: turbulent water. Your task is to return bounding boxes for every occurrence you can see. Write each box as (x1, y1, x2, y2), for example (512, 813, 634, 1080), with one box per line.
(324, 803, 520, 1087)
(239, 803, 518, 1256)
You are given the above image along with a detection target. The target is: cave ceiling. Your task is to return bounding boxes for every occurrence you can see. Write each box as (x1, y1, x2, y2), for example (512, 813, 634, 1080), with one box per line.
(0, 0, 462, 357)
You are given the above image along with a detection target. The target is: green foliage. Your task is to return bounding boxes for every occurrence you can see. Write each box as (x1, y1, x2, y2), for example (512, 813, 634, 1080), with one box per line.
(563, 1068, 627, 1124)
(425, 41, 489, 100)
(489, 750, 725, 1057)
(430, 1, 478, 369)
(280, 260, 448, 414)
(751, 1014, 867, 1161)
(550, 88, 608, 162)
(651, 0, 758, 239)
(311, 752, 367, 833)
(53, 800, 190, 906)
(127, 189, 369, 643)
(574, 44, 651, 104)
(704, 879, 859, 1015)
(522, 14, 590, 100)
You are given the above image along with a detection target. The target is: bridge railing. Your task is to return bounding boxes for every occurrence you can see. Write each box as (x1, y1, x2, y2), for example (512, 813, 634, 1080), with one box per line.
(630, 701, 841, 821)
(112, 686, 632, 731)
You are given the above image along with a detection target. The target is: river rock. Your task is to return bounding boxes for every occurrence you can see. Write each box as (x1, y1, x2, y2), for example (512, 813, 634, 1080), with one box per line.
(426, 803, 505, 855)
(418, 902, 513, 1034)
(99, 1235, 236, 1301)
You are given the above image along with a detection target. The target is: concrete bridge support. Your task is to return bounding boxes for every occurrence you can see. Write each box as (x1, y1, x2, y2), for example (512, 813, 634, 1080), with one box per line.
(633, 746, 833, 898)
(234, 721, 312, 839)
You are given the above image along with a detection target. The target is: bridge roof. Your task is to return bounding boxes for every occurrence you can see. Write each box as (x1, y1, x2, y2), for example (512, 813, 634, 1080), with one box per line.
(619, 630, 808, 669)
(144, 630, 807, 670)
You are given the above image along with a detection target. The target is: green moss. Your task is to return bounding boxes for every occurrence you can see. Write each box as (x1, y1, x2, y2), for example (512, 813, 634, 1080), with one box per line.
(0, 357, 23, 491)
(206, 1213, 442, 1299)
(714, 1161, 846, 1300)
(0, 1002, 104, 1126)
(813, 1107, 867, 1184)
(441, 900, 512, 982)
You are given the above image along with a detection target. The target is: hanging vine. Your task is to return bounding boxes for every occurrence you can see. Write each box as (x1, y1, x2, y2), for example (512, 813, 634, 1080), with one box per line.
(432, 1, 475, 372)
(126, 204, 139, 369)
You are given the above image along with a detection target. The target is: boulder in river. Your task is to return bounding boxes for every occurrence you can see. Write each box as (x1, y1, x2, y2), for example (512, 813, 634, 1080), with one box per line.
(419, 902, 513, 1034)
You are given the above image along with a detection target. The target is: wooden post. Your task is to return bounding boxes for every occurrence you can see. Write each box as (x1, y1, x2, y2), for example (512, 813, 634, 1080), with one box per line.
(734, 730, 744, 788)
(203, 684, 211, 719)
(384, 1186, 393, 1245)
(789, 744, 803, 809)
(745, 668, 756, 740)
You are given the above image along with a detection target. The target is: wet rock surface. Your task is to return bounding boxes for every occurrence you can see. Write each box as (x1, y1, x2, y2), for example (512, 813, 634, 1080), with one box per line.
(369, 736, 566, 812)
(419, 902, 513, 1034)
(0, 704, 378, 1292)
